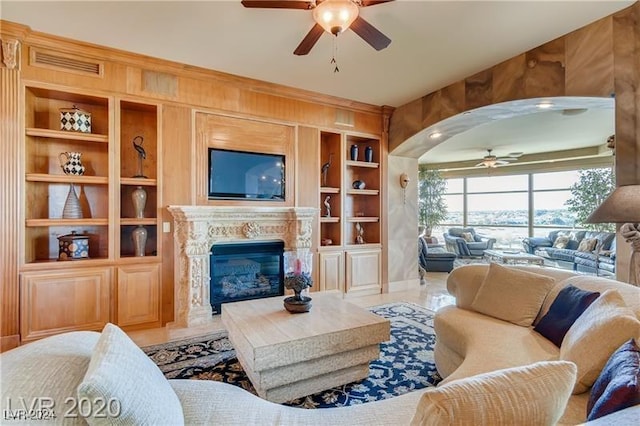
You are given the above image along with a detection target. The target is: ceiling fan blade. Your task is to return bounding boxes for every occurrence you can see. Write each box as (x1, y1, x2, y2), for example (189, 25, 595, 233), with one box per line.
(350, 16, 391, 51)
(475, 162, 486, 168)
(241, 0, 315, 9)
(359, 0, 394, 6)
(294, 24, 324, 55)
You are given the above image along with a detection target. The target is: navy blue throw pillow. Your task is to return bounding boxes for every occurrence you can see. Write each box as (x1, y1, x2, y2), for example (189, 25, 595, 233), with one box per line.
(534, 285, 600, 347)
(587, 338, 640, 421)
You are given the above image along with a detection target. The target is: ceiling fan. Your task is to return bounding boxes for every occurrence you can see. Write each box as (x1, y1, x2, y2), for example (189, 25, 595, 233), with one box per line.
(241, 0, 393, 55)
(475, 149, 523, 168)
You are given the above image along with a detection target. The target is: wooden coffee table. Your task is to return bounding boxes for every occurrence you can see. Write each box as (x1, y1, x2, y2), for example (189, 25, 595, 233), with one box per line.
(221, 292, 390, 403)
(484, 249, 545, 266)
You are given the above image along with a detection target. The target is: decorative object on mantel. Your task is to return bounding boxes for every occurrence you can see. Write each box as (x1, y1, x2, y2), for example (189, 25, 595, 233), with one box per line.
(352, 180, 366, 190)
(355, 222, 365, 244)
(59, 105, 91, 133)
(321, 153, 333, 187)
(132, 186, 147, 219)
(132, 225, 147, 257)
(132, 135, 147, 178)
(586, 184, 640, 286)
(283, 249, 313, 313)
(57, 231, 89, 261)
(365, 146, 373, 162)
(321, 238, 333, 246)
(350, 144, 358, 161)
(324, 195, 331, 217)
(62, 183, 83, 219)
(59, 151, 86, 176)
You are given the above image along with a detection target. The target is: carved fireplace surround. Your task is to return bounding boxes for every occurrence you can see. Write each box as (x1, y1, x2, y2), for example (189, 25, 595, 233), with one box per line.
(168, 206, 316, 327)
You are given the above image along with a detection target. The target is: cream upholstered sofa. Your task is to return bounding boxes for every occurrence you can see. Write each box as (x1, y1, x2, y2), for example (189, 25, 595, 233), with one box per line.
(1, 263, 638, 425)
(435, 264, 640, 425)
(0, 324, 580, 426)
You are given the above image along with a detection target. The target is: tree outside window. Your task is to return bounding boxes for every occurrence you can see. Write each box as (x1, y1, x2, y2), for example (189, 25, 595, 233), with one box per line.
(418, 169, 448, 237)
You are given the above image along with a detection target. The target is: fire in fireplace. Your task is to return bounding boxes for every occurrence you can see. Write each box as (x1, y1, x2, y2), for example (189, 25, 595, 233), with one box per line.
(209, 241, 284, 314)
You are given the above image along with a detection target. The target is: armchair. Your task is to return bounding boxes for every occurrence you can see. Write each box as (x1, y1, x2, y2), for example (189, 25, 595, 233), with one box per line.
(443, 227, 496, 257)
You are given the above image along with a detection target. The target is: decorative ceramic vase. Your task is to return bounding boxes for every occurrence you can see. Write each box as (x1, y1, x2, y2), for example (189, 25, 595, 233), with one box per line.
(352, 180, 366, 189)
(131, 186, 147, 219)
(350, 144, 358, 161)
(365, 146, 373, 162)
(62, 183, 83, 219)
(59, 152, 85, 176)
(283, 249, 313, 313)
(132, 225, 147, 257)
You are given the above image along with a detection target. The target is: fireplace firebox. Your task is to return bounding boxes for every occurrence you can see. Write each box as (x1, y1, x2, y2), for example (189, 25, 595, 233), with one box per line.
(210, 241, 284, 314)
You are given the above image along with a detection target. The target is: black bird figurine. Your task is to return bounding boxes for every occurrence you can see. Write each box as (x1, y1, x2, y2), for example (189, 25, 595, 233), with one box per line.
(321, 153, 333, 187)
(132, 135, 147, 178)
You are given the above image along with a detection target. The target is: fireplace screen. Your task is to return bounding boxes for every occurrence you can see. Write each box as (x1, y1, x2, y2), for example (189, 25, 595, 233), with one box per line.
(209, 241, 284, 314)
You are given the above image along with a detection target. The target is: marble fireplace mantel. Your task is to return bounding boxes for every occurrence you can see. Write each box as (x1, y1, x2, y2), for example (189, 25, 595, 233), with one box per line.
(167, 206, 316, 327)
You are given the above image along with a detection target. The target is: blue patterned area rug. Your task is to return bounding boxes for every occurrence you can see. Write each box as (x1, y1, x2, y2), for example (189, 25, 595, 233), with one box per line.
(143, 302, 441, 408)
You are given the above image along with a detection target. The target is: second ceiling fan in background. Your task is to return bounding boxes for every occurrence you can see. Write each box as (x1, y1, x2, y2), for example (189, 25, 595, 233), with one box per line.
(241, 0, 393, 55)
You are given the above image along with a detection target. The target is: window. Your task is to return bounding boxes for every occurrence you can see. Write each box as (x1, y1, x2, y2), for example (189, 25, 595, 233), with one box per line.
(426, 168, 608, 249)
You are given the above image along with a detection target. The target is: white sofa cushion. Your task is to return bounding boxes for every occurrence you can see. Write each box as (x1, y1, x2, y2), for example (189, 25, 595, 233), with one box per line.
(77, 323, 184, 425)
(0, 331, 99, 426)
(560, 289, 640, 394)
(410, 361, 577, 426)
(471, 263, 555, 326)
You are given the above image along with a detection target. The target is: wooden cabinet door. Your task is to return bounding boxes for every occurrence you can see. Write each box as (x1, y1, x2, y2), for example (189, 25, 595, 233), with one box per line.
(319, 251, 344, 292)
(345, 249, 381, 296)
(20, 267, 111, 342)
(116, 264, 160, 328)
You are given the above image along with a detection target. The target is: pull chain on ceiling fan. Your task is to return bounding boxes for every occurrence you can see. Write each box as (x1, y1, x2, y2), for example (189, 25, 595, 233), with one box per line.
(241, 0, 393, 63)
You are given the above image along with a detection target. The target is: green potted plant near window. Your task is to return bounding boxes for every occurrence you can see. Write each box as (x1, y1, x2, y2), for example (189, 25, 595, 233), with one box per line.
(418, 168, 448, 243)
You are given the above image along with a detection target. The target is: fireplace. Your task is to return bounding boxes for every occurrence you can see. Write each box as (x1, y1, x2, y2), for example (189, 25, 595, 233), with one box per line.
(210, 241, 284, 314)
(168, 206, 316, 327)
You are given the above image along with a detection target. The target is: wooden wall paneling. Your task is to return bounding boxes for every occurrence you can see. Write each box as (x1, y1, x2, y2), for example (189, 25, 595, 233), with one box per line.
(161, 104, 192, 324)
(491, 54, 527, 103)
(380, 106, 393, 292)
(465, 69, 493, 111)
(195, 112, 295, 207)
(20, 267, 112, 342)
(0, 44, 22, 350)
(565, 16, 615, 97)
(524, 38, 565, 98)
(612, 4, 640, 186)
(297, 126, 320, 289)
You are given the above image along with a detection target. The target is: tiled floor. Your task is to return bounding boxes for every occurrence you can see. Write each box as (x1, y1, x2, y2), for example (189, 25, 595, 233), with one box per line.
(128, 272, 453, 347)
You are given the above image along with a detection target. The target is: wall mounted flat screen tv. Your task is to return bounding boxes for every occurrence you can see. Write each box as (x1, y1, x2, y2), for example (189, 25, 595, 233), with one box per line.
(208, 148, 285, 201)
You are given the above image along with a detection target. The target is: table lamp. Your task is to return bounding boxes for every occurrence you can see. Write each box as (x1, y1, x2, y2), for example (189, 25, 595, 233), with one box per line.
(585, 184, 640, 286)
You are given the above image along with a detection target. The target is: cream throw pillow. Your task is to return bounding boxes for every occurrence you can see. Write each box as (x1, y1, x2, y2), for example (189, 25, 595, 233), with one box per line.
(560, 289, 640, 394)
(577, 238, 598, 252)
(77, 323, 184, 425)
(410, 361, 577, 426)
(553, 235, 570, 249)
(471, 263, 556, 326)
(460, 232, 474, 242)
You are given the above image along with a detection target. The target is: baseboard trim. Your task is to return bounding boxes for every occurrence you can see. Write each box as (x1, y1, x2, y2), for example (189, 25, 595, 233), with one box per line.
(388, 279, 420, 293)
(1, 334, 20, 352)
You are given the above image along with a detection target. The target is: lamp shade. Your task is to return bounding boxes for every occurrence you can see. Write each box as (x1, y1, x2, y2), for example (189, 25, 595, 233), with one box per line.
(312, 0, 359, 35)
(585, 184, 640, 223)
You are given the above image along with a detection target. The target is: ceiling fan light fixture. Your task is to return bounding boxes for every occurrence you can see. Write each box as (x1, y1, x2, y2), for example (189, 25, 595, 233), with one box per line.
(313, 0, 359, 35)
